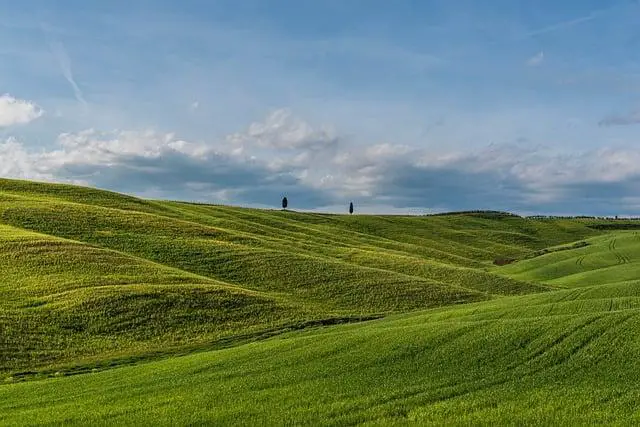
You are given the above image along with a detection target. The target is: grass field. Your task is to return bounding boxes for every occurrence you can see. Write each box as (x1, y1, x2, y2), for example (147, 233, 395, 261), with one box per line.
(1, 178, 639, 424)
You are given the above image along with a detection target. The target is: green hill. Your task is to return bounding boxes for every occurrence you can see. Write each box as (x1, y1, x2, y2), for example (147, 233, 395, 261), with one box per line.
(2, 178, 639, 424)
(0, 223, 311, 373)
(495, 231, 640, 288)
(3, 279, 640, 425)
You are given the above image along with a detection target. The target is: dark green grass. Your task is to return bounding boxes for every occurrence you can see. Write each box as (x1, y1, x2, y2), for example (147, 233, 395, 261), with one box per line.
(0, 224, 312, 374)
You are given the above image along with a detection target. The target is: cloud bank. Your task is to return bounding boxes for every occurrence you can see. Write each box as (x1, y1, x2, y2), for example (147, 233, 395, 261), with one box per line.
(2, 109, 640, 216)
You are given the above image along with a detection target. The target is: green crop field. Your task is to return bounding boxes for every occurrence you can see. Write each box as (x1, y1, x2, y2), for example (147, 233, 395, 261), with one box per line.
(1, 178, 640, 425)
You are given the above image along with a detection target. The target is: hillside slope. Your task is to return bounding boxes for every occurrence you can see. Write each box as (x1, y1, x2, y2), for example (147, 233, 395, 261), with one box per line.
(0, 224, 310, 373)
(3, 179, 640, 424)
(0, 178, 601, 375)
(3, 279, 640, 425)
(495, 231, 640, 288)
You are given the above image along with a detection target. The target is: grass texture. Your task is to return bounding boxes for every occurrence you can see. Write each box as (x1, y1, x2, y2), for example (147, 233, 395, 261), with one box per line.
(2, 178, 638, 425)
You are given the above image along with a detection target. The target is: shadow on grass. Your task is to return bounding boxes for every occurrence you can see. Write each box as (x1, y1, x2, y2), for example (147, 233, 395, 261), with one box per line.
(5, 315, 383, 383)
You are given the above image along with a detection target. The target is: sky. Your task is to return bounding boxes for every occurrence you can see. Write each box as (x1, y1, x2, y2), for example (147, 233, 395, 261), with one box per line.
(2, 0, 640, 215)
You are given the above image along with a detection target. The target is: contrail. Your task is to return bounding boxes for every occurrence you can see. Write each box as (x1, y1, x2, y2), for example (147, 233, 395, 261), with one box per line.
(48, 40, 87, 106)
(523, 14, 596, 38)
(40, 23, 87, 106)
(519, 2, 633, 39)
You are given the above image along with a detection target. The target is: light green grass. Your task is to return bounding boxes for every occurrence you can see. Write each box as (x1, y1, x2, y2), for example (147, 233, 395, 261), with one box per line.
(495, 231, 640, 288)
(3, 283, 640, 425)
(2, 178, 638, 425)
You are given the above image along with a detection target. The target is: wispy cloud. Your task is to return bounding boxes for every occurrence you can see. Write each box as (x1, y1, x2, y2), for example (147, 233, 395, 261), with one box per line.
(526, 51, 544, 67)
(599, 111, 640, 127)
(520, 2, 627, 39)
(49, 41, 86, 105)
(523, 15, 596, 38)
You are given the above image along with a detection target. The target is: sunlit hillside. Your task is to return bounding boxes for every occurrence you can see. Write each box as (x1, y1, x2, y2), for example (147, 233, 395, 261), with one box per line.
(2, 179, 640, 424)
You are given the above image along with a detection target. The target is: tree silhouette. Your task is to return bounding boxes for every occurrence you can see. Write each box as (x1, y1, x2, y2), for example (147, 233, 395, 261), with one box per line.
(349, 202, 354, 215)
(282, 197, 288, 210)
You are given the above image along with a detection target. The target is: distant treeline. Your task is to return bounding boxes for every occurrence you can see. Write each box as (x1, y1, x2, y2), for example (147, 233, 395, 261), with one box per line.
(588, 223, 640, 230)
(528, 215, 640, 221)
(427, 210, 521, 218)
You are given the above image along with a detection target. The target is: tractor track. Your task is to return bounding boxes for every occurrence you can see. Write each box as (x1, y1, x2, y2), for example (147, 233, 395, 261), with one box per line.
(608, 238, 630, 265)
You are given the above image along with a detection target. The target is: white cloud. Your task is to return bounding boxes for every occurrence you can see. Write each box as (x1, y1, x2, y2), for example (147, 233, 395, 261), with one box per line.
(52, 129, 209, 162)
(0, 94, 43, 127)
(4, 109, 640, 215)
(0, 138, 44, 179)
(227, 109, 338, 151)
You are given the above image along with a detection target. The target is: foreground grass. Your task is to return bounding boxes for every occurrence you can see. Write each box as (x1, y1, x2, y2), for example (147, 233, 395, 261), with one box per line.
(3, 281, 640, 425)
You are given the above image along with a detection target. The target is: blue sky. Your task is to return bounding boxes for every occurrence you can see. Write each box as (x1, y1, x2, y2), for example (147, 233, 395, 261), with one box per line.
(2, 0, 640, 215)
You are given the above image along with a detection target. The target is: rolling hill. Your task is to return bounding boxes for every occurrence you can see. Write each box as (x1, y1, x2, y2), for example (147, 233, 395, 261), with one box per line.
(494, 231, 640, 288)
(1, 178, 639, 424)
(3, 271, 640, 425)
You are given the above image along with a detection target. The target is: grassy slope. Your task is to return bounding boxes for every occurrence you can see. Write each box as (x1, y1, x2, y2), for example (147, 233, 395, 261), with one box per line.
(3, 280, 640, 425)
(0, 223, 309, 374)
(494, 231, 640, 288)
(3, 179, 635, 424)
(0, 178, 599, 376)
